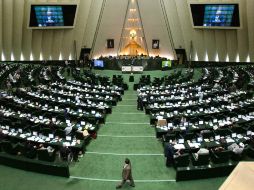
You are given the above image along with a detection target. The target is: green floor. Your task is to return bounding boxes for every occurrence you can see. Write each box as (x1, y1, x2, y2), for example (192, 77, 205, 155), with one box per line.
(0, 69, 226, 190)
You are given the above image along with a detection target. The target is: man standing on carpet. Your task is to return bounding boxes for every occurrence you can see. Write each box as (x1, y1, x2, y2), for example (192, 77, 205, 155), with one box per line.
(116, 158, 135, 188)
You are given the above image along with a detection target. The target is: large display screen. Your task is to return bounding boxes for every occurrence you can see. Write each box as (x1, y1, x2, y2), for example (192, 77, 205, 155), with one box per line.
(162, 60, 171, 68)
(94, 60, 104, 68)
(190, 4, 240, 28)
(29, 4, 77, 28)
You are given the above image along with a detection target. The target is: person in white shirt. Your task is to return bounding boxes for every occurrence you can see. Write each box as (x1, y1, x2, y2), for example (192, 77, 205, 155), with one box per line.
(195, 148, 209, 159)
(64, 124, 73, 135)
(228, 143, 244, 155)
(198, 91, 203, 102)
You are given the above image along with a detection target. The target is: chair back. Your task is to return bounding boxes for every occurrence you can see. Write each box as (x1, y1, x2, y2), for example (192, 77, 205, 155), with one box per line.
(175, 153, 190, 167)
(55, 129, 66, 138)
(37, 149, 55, 162)
(197, 154, 210, 165)
(2, 141, 13, 154)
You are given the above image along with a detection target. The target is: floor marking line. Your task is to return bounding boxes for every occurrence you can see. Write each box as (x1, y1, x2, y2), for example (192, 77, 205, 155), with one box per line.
(106, 122, 150, 125)
(85, 152, 164, 156)
(98, 134, 154, 138)
(69, 176, 176, 182)
(117, 105, 137, 106)
(113, 112, 144, 115)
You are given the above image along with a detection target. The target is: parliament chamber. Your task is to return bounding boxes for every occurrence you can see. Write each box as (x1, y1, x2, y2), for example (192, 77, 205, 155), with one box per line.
(1, 0, 254, 190)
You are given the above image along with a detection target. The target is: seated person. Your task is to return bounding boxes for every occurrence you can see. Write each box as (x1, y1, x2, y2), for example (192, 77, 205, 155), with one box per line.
(194, 148, 209, 159)
(38, 144, 55, 153)
(75, 129, 89, 140)
(228, 143, 244, 155)
(167, 127, 174, 134)
(88, 130, 97, 139)
(24, 141, 37, 159)
(200, 129, 210, 135)
(48, 119, 56, 131)
(230, 84, 237, 92)
(219, 137, 228, 149)
(60, 145, 72, 161)
(198, 91, 203, 102)
(249, 136, 254, 148)
(64, 124, 73, 135)
(0, 129, 7, 142)
(213, 146, 225, 153)
(180, 116, 186, 126)
(64, 108, 69, 119)
(174, 149, 184, 159)
(95, 112, 101, 118)
(82, 129, 89, 137)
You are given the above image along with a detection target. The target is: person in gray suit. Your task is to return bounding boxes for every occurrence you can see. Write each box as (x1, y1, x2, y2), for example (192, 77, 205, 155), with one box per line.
(116, 158, 135, 188)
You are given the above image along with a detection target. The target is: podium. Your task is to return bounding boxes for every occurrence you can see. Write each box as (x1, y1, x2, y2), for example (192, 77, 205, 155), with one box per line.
(122, 66, 143, 73)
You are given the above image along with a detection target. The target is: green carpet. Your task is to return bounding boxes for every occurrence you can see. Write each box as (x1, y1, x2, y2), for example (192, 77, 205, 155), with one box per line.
(0, 69, 226, 190)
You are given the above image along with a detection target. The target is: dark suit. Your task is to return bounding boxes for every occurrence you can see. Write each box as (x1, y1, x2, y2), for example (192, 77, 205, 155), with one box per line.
(164, 143, 174, 167)
(24, 142, 37, 159)
(0, 131, 7, 142)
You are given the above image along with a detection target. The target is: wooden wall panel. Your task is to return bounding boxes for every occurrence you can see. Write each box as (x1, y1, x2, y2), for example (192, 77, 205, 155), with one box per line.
(192, 29, 205, 61)
(82, 0, 104, 49)
(174, 0, 194, 60)
(73, 0, 91, 59)
(2, 0, 13, 60)
(164, 0, 185, 49)
(237, 0, 248, 62)
(51, 30, 64, 60)
(13, 0, 25, 60)
(246, 0, 254, 61)
(21, 0, 33, 60)
(204, 30, 216, 61)
(32, 30, 43, 60)
(41, 30, 53, 60)
(0, 0, 253, 62)
(226, 30, 238, 62)
(0, 1, 3, 59)
(61, 30, 74, 60)
(215, 30, 227, 62)
(92, 0, 128, 58)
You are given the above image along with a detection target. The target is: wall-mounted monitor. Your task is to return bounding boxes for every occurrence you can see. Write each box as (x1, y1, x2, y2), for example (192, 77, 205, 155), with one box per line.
(29, 3, 78, 29)
(189, 3, 241, 29)
(94, 60, 104, 68)
(162, 60, 171, 68)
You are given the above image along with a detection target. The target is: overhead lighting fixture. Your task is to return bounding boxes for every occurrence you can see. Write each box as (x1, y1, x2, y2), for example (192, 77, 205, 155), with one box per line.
(69, 53, 72, 60)
(11, 52, 15, 61)
(30, 52, 34, 61)
(59, 53, 63, 60)
(246, 54, 250, 62)
(236, 53, 239, 62)
(205, 51, 209, 62)
(1, 52, 5, 61)
(194, 52, 199, 61)
(20, 53, 24, 61)
(128, 18, 138, 22)
(226, 54, 229, 62)
(125, 27, 141, 30)
(215, 53, 219, 62)
(40, 52, 43, 61)
(130, 29, 137, 38)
